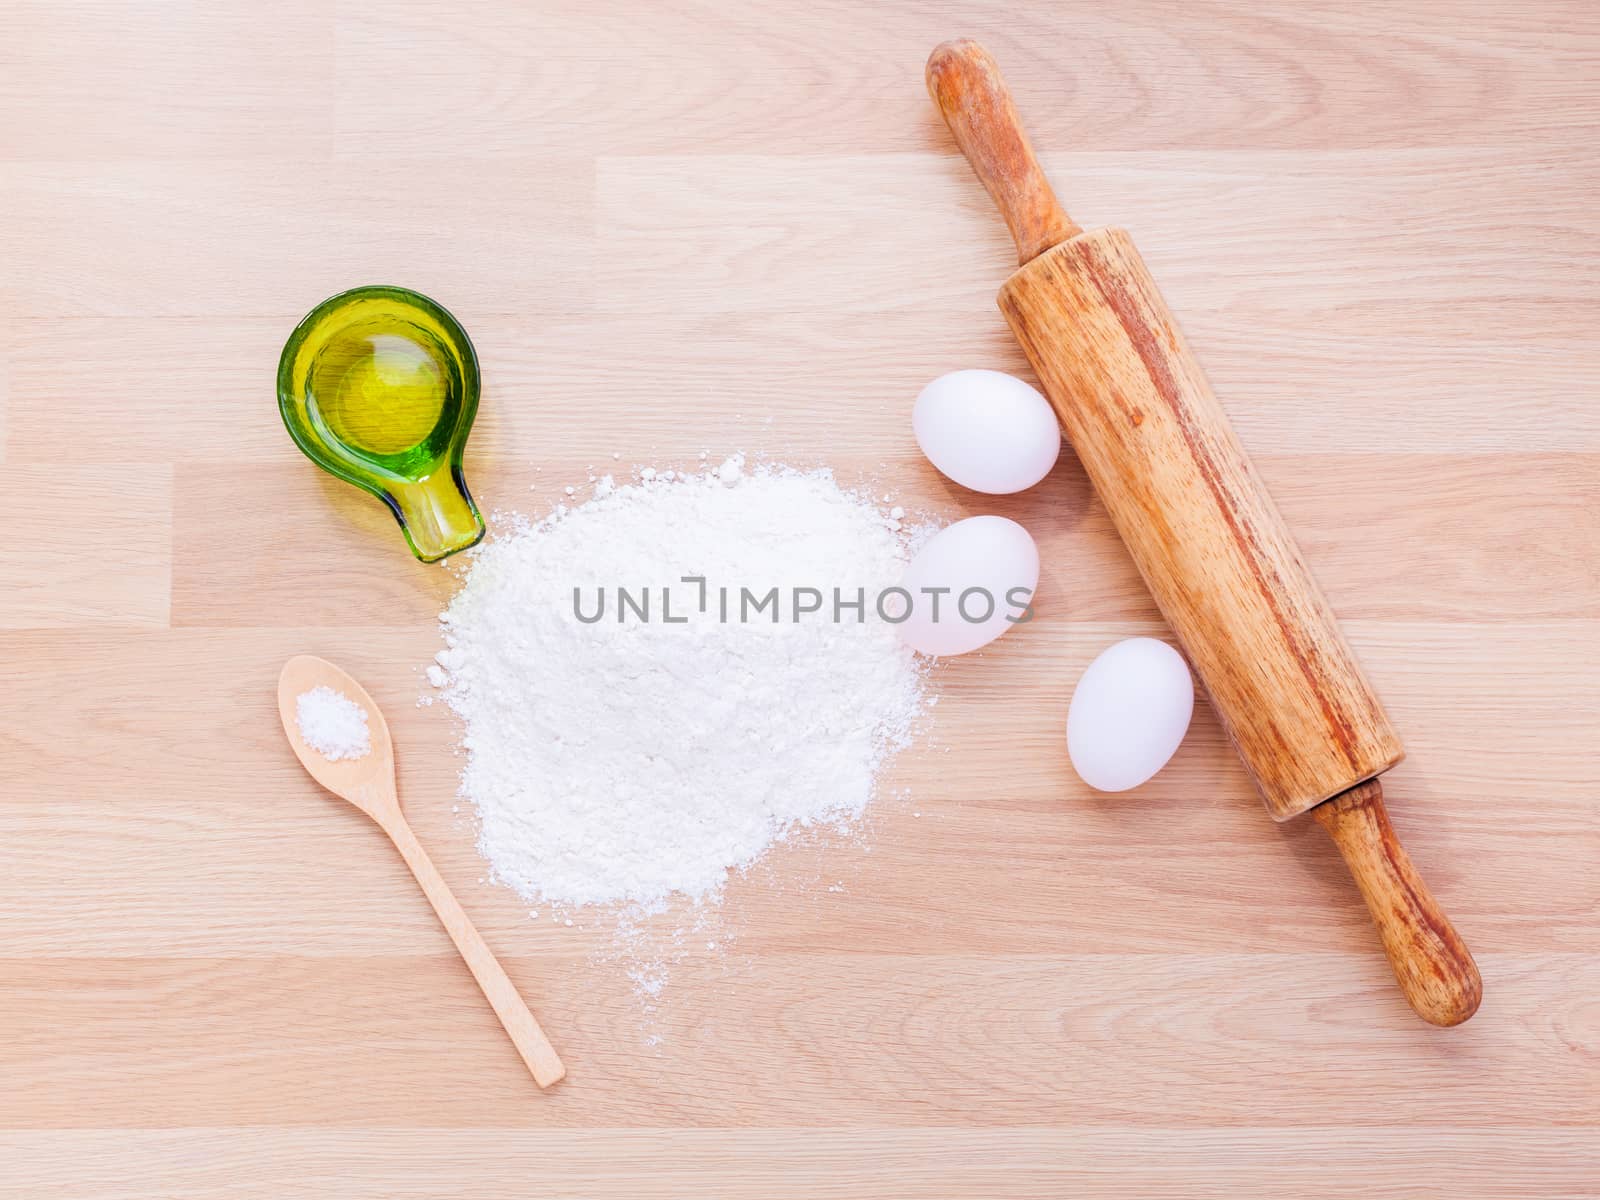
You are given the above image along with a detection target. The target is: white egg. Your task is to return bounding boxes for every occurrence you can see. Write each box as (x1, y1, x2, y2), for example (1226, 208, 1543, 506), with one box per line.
(894, 516, 1039, 656)
(1067, 638, 1194, 792)
(913, 369, 1061, 494)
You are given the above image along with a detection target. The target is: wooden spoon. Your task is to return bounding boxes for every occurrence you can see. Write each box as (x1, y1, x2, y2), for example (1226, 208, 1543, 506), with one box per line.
(276, 654, 565, 1088)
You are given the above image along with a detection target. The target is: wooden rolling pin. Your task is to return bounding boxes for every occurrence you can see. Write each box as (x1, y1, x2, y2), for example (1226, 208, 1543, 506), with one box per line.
(927, 39, 1481, 1026)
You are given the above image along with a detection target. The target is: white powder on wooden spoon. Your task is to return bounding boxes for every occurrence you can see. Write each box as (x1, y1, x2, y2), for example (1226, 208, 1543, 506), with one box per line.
(433, 460, 927, 911)
(295, 686, 371, 762)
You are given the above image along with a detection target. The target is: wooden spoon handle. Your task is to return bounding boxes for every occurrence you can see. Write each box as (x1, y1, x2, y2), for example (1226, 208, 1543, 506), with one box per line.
(1313, 780, 1481, 1026)
(925, 38, 1081, 264)
(384, 817, 566, 1086)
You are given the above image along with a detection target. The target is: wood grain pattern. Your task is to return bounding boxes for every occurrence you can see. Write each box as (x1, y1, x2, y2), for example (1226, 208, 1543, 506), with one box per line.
(1, 0, 1597, 1195)
(4, 1127, 1596, 1200)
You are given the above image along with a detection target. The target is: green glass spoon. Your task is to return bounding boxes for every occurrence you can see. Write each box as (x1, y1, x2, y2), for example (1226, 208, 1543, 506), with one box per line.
(278, 285, 485, 562)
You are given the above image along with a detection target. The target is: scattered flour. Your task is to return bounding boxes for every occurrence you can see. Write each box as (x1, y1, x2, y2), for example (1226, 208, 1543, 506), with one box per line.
(433, 461, 928, 917)
(295, 686, 371, 761)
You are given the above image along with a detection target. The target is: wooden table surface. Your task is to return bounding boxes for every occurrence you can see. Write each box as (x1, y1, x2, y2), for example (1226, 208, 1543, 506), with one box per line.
(3, 2, 1597, 1196)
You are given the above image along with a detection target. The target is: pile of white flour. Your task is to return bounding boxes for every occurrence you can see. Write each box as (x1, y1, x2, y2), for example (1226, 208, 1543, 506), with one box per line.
(433, 460, 927, 913)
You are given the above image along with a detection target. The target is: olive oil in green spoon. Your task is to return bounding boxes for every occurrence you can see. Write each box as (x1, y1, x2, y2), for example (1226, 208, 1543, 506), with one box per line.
(278, 286, 485, 562)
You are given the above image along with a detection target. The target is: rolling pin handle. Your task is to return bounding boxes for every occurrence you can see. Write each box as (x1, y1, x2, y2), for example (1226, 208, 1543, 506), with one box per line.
(1313, 780, 1482, 1026)
(925, 39, 1082, 264)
